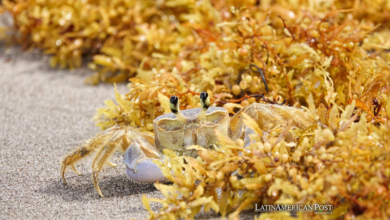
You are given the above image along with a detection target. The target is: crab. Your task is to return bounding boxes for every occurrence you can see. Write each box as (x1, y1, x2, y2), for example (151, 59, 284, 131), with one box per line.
(61, 92, 316, 197)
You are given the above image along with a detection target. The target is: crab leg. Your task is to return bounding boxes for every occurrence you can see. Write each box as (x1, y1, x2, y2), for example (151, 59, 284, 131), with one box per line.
(123, 138, 167, 183)
(90, 128, 161, 197)
(60, 126, 121, 184)
(62, 125, 159, 197)
(61, 144, 92, 182)
(91, 144, 120, 197)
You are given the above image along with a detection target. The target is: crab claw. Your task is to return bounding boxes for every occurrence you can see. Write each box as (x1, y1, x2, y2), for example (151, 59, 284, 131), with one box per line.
(123, 138, 168, 183)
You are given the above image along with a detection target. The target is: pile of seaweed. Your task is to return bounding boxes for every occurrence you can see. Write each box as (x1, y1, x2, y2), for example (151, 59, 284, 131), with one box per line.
(2, 0, 390, 219)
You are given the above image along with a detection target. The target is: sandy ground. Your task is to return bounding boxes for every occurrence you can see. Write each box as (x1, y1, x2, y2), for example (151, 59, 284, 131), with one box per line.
(0, 46, 165, 219)
(0, 46, 257, 219)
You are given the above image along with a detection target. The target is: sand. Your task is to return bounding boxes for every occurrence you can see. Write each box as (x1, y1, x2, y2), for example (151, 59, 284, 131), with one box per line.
(0, 46, 167, 219)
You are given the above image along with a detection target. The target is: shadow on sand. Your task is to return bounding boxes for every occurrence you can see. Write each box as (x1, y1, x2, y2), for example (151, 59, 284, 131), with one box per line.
(39, 173, 158, 201)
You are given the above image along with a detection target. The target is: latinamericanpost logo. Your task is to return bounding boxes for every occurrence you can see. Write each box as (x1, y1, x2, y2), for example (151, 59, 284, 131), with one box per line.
(255, 204, 334, 215)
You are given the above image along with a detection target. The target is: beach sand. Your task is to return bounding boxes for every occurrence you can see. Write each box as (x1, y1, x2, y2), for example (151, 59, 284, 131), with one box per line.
(0, 46, 166, 219)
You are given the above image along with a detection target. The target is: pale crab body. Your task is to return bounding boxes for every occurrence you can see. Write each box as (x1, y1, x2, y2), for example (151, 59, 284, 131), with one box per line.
(153, 107, 229, 156)
(61, 93, 316, 197)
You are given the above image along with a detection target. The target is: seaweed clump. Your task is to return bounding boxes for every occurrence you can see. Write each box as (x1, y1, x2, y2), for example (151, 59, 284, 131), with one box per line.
(106, 3, 389, 220)
(0, 0, 221, 84)
(93, 1, 390, 132)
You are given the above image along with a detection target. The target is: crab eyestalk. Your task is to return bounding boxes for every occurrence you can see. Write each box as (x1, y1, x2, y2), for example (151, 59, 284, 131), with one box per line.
(200, 92, 210, 111)
(198, 92, 210, 119)
(170, 95, 186, 121)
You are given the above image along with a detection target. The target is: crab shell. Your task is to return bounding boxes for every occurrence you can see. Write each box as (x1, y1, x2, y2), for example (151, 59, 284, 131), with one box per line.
(153, 107, 229, 156)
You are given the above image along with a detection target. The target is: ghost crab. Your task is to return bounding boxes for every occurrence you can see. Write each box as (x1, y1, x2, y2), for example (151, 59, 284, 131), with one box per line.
(61, 92, 316, 197)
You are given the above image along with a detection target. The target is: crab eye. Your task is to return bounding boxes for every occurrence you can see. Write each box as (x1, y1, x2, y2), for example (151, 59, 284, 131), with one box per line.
(200, 92, 210, 110)
(170, 95, 179, 113)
